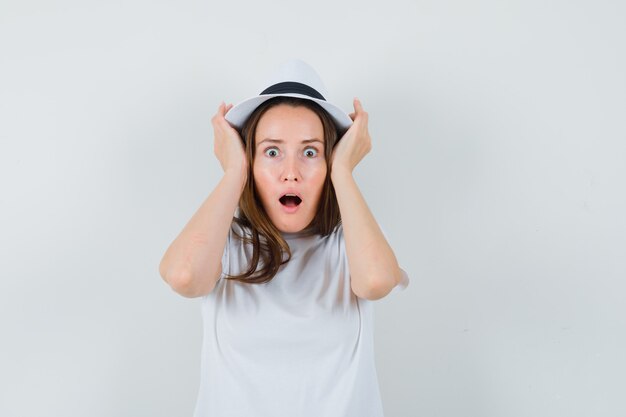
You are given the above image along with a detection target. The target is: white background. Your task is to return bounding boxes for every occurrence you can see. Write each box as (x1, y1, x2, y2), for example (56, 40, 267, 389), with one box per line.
(1, 0, 625, 416)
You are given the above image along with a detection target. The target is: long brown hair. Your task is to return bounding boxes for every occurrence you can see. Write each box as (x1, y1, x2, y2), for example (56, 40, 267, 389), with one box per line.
(223, 96, 343, 284)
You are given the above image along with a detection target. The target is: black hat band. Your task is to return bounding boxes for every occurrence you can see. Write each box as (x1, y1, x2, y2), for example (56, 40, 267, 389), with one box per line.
(260, 81, 326, 101)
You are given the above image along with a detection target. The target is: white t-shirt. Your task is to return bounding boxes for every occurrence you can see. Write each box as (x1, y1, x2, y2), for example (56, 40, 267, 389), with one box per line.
(192, 220, 409, 417)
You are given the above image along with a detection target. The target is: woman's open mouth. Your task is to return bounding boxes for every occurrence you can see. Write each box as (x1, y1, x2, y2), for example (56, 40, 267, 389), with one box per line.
(279, 194, 302, 213)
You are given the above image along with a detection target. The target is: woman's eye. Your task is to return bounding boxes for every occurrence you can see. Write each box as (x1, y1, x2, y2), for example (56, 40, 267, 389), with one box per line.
(264, 147, 319, 158)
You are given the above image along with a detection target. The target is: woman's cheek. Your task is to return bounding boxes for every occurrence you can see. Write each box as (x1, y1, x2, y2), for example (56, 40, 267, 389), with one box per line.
(254, 158, 273, 174)
(312, 159, 327, 176)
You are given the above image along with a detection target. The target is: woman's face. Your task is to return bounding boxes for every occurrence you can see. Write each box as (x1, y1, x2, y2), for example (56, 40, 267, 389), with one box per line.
(253, 104, 327, 233)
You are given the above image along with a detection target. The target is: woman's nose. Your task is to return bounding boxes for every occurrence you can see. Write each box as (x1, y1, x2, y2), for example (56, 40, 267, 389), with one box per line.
(281, 156, 300, 182)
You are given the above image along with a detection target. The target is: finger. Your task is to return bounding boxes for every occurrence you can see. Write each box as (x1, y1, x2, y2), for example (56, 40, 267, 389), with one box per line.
(348, 112, 356, 120)
(353, 97, 363, 112)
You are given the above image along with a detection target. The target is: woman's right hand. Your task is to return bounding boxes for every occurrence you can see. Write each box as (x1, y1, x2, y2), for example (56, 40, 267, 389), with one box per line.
(211, 102, 248, 180)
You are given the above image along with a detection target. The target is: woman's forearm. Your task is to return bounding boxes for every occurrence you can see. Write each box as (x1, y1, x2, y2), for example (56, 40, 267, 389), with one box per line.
(331, 167, 402, 300)
(159, 170, 246, 297)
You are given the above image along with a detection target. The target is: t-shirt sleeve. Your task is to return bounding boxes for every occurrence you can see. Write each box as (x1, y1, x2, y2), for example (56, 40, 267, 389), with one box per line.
(380, 224, 410, 293)
(394, 268, 410, 293)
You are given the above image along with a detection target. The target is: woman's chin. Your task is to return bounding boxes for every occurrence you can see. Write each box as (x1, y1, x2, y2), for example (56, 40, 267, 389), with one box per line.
(271, 211, 312, 233)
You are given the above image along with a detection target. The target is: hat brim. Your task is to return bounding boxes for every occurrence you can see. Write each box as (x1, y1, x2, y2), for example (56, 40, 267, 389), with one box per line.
(224, 93, 353, 134)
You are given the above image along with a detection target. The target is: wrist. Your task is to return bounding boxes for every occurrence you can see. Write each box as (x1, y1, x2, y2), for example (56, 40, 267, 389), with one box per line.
(330, 165, 352, 180)
(224, 168, 247, 186)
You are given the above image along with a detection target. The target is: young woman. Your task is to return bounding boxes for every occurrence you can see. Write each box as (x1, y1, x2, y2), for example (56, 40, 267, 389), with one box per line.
(159, 60, 409, 417)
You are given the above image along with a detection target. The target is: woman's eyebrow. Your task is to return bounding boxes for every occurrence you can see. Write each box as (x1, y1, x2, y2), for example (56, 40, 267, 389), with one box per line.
(259, 138, 323, 145)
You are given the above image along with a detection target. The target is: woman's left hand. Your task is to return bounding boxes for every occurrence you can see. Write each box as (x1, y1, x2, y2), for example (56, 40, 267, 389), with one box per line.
(330, 98, 372, 175)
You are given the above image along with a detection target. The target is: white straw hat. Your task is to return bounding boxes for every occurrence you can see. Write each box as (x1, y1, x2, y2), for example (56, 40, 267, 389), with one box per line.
(224, 59, 353, 134)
